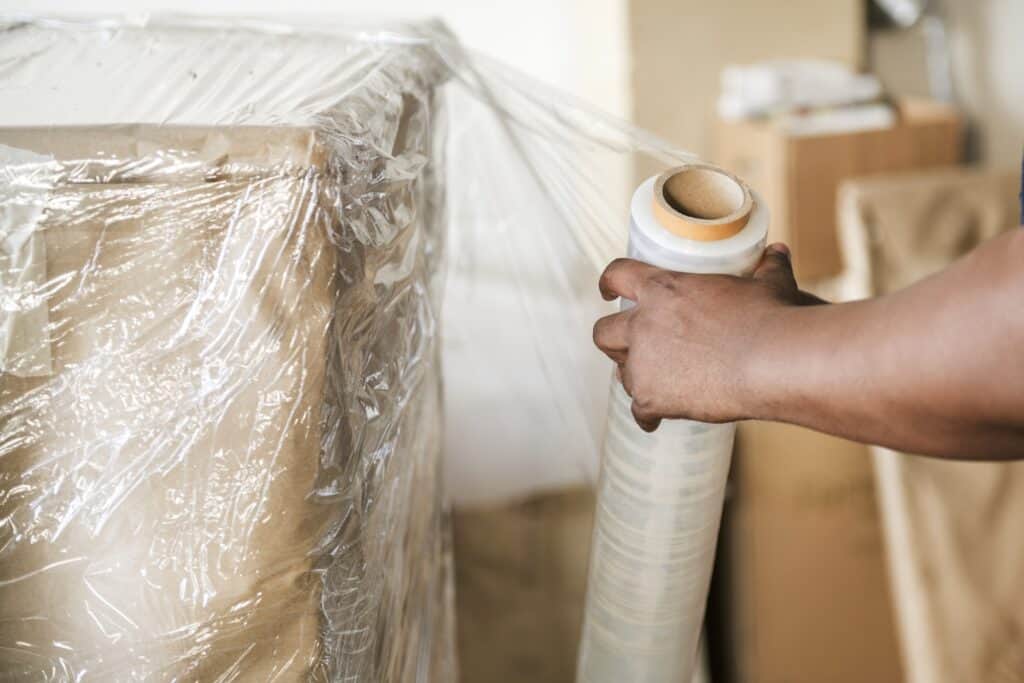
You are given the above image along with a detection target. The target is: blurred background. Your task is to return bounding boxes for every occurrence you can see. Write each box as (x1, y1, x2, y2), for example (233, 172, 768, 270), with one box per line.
(9, 1, 1020, 681)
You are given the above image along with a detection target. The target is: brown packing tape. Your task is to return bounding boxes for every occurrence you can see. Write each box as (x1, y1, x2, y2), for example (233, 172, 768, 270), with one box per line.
(652, 163, 753, 241)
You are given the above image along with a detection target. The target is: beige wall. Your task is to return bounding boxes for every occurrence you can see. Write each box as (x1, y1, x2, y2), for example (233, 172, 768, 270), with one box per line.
(630, 0, 864, 175)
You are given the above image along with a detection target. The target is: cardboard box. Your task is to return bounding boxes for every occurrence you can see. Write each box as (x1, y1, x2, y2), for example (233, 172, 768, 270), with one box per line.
(630, 0, 864, 169)
(714, 100, 963, 280)
(714, 422, 905, 683)
(0, 120, 452, 680)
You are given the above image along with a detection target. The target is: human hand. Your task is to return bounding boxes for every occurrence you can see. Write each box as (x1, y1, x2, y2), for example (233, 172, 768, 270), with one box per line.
(592, 244, 825, 431)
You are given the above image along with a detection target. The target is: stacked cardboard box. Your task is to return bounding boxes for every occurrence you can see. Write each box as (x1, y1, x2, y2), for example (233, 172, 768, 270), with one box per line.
(715, 100, 962, 279)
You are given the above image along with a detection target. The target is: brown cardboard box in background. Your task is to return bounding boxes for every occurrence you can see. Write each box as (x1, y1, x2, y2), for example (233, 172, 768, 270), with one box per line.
(714, 100, 963, 280)
(716, 423, 905, 683)
(630, 0, 864, 172)
(454, 490, 594, 683)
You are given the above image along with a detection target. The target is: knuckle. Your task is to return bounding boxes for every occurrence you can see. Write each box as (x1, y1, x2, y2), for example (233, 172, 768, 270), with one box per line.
(630, 381, 656, 415)
(603, 257, 631, 279)
(633, 395, 654, 416)
(648, 271, 680, 293)
(608, 256, 632, 270)
(631, 399, 658, 429)
(629, 308, 659, 336)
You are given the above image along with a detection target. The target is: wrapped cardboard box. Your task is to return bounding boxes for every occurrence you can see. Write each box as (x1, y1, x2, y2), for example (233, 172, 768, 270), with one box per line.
(0, 20, 452, 680)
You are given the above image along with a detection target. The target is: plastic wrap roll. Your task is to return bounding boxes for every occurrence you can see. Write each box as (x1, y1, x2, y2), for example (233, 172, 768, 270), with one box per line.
(578, 166, 769, 683)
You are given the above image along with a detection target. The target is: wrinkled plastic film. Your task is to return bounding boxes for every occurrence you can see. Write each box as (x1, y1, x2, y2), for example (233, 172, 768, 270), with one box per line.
(0, 19, 453, 682)
(577, 178, 768, 682)
(0, 14, 734, 681)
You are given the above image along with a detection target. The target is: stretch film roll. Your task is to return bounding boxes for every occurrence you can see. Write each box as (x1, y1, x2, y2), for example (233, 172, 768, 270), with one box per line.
(577, 165, 769, 683)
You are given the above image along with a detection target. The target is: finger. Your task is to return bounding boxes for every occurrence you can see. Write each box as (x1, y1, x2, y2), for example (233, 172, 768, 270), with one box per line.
(592, 310, 632, 358)
(631, 401, 661, 432)
(598, 258, 661, 302)
(617, 362, 634, 397)
(603, 347, 627, 364)
(752, 243, 798, 290)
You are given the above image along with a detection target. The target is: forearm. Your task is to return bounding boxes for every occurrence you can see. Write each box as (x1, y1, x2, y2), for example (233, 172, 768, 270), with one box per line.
(749, 231, 1024, 459)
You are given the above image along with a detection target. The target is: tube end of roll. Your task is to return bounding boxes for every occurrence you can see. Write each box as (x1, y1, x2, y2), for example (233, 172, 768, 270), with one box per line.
(652, 164, 753, 241)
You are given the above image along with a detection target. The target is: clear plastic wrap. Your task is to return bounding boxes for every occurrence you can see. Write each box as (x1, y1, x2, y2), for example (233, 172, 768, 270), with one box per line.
(0, 14, 720, 681)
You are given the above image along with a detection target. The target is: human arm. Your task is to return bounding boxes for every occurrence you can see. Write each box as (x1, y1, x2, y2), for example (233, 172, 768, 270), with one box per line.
(592, 230, 1024, 460)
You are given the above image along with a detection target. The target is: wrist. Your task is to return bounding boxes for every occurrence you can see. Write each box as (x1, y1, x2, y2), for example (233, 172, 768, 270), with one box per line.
(738, 303, 819, 422)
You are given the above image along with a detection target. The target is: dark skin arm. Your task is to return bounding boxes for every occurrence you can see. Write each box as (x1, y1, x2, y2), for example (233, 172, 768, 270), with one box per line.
(592, 230, 1024, 460)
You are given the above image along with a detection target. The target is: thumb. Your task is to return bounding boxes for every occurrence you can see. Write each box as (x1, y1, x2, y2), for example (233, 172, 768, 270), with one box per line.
(752, 243, 798, 291)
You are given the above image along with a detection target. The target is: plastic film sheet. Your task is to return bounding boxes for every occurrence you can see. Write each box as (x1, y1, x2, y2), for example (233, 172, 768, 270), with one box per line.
(0, 14, 713, 681)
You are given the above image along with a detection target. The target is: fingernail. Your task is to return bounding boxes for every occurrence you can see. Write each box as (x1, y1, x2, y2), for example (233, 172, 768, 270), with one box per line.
(768, 243, 790, 257)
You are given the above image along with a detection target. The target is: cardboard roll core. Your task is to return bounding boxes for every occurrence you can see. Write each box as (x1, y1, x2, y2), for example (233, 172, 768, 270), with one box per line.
(653, 164, 753, 241)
